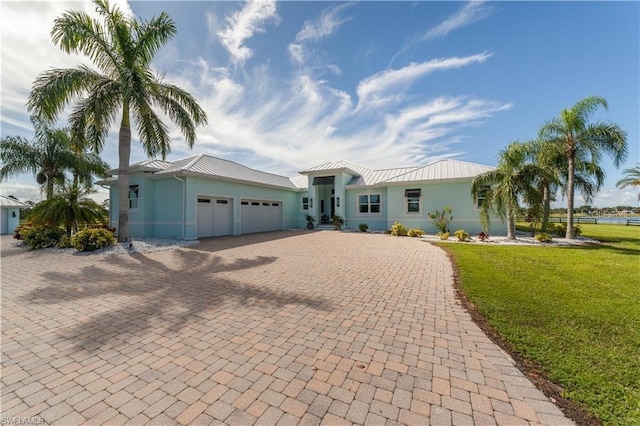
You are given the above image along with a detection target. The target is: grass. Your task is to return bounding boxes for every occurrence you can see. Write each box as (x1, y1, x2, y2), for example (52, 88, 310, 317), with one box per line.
(439, 224, 640, 425)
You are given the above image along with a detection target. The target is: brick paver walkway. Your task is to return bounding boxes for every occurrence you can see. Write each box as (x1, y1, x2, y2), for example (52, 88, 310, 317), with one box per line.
(1, 231, 572, 425)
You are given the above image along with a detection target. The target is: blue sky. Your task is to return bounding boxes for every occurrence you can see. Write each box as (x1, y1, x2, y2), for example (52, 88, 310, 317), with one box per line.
(1, 1, 638, 207)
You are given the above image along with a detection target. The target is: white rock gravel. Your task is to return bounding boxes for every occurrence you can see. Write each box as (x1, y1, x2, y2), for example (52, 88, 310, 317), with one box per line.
(420, 232, 599, 246)
(17, 238, 201, 256)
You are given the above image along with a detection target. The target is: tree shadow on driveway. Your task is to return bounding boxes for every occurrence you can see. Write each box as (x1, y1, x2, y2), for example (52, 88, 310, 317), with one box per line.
(21, 248, 332, 352)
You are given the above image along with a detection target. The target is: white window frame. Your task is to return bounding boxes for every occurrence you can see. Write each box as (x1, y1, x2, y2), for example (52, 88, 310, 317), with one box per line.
(129, 185, 139, 211)
(357, 193, 382, 215)
(405, 189, 421, 214)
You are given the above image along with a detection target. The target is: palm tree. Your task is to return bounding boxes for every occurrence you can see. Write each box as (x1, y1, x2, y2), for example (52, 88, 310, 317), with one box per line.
(472, 142, 539, 240)
(28, 184, 108, 235)
(616, 164, 640, 200)
(27, 0, 207, 242)
(1, 122, 78, 199)
(538, 96, 627, 238)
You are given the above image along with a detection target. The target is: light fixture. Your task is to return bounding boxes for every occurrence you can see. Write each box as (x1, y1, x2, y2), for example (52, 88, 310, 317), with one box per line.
(336, 197, 340, 207)
(12, 211, 16, 218)
(310, 198, 313, 208)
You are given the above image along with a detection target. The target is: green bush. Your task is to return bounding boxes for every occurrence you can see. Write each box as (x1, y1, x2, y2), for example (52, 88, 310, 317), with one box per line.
(22, 226, 66, 250)
(71, 228, 116, 252)
(389, 222, 408, 236)
(535, 232, 553, 243)
(13, 222, 33, 240)
(428, 206, 453, 234)
(57, 234, 73, 248)
(358, 223, 369, 232)
(407, 228, 424, 237)
(438, 231, 450, 240)
(553, 223, 582, 237)
(454, 229, 470, 241)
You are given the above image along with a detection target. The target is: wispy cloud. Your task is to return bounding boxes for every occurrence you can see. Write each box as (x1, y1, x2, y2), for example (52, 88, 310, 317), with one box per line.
(358, 52, 492, 110)
(422, 1, 494, 41)
(289, 2, 351, 71)
(216, 0, 280, 66)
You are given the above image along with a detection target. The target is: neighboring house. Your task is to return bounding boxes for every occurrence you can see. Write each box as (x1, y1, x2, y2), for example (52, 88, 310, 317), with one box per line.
(98, 154, 507, 240)
(0, 195, 27, 235)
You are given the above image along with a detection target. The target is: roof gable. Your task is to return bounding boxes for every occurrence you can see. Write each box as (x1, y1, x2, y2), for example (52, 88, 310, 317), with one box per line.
(380, 159, 494, 184)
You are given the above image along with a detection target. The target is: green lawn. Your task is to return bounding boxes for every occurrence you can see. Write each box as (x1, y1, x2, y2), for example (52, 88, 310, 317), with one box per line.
(439, 224, 640, 425)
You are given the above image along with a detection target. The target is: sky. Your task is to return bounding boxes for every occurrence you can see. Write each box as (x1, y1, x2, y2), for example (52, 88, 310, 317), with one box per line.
(1, 0, 639, 208)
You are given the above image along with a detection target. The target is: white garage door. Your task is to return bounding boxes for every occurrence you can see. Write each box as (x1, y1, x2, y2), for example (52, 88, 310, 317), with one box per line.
(197, 197, 233, 238)
(240, 200, 283, 234)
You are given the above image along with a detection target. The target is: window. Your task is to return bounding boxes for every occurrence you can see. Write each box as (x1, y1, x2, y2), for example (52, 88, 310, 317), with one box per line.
(129, 185, 139, 209)
(302, 197, 309, 210)
(358, 194, 381, 214)
(405, 189, 421, 214)
(476, 186, 490, 208)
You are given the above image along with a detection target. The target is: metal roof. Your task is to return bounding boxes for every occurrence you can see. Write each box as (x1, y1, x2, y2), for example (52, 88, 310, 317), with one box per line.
(108, 159, 174, 174)
(0, 195, 28, 207)
(155, 154, 299, 189)
(289, 174, 309, 189)
(380, 160, 494, 184)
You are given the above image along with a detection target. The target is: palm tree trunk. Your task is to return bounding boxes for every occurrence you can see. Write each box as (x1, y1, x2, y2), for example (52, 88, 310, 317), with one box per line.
(541, 184, 551, 233)
(46, 175, 54, 199)
(566, 153, 576, 239)
(117, 125, 131, 243)
(506, 207, 516, 240)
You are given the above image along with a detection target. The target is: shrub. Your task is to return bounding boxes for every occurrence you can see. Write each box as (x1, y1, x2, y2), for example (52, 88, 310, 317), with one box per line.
(428, 206, 453, 234)
(553, 223, 582, 237)
(535, 232, 553, 243)
(89, 223, 116, 234)
(454, 229, 470, 241)
(477, 231, 488, 242)
(438, 231, 450, 240)
(13, 222, 33, 240)
(358, 223, 369, 232)
(71, 228, 116, 252)
(331, 215, 344, 230)
(57, 234, 73, 248)
(389, 222, 408, 236)
(22, 226, 66, 250)
(407, 228, 424, 237)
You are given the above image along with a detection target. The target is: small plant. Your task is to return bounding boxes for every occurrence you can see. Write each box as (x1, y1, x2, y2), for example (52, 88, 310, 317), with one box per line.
(407, 228, 424, 237)
(305, 215, 316, 230)
(331, 215, 344, 230)
(13, 222, 33, 240)
(428, 206, 453, 234)
(71, 228, 116, 252)
(389, 222, 408, 236)
(477, 231, 488, 242)
(438, 231, 450, 240)
(454, 229, 470, 241)
(535, 232, 553, 243)
(358, 223, 369, 232)
(22, 226, 66, 250)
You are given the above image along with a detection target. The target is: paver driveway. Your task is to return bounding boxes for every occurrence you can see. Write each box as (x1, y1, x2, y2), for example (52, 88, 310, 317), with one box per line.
(1, 231, 572, 425)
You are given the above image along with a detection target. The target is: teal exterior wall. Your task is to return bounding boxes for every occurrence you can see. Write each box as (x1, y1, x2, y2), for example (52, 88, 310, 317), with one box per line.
(344, 180, 506, 235)
(1, 207, 21, 235)
(183, 176, 300, 239)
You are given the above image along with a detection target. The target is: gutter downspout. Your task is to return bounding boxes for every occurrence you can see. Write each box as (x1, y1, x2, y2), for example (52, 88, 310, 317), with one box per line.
(173, 175, 186, 240)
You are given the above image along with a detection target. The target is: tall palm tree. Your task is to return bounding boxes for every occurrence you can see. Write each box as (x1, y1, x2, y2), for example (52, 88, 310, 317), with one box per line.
(27, 0, 207, 242)
(538, 96, 627, 238)
(1, 122, 78, 199)
(29, 184, 108, 235)
(616, 164, 640, 201)
(472, 142, 539, 240)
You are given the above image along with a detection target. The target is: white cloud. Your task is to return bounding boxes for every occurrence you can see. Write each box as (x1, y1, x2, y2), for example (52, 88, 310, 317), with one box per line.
(216, 0, 279, 66)
(357, 52, 492, 110)
(422, 1, 494, 41)
(295, 3, 352, 43)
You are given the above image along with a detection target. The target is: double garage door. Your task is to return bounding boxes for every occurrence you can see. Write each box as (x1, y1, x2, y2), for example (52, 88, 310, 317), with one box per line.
(197, 197, 283, 238)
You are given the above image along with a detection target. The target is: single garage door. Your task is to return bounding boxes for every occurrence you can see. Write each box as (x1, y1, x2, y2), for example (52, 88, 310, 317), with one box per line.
(197, 197, 233, 237)
(240, 200, 282, 234)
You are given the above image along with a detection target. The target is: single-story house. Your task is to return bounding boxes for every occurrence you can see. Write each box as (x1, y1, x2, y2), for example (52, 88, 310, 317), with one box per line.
(1, 195, 27, 235)
(98, 155, 506, 239)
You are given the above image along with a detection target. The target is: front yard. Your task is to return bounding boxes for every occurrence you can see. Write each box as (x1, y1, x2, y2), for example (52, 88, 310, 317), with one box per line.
(440, 224, 640, 425)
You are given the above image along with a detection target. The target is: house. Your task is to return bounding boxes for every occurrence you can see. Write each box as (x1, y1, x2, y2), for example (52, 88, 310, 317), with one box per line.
(98, 154, 506, 239)
(1, 195, 27, 235)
